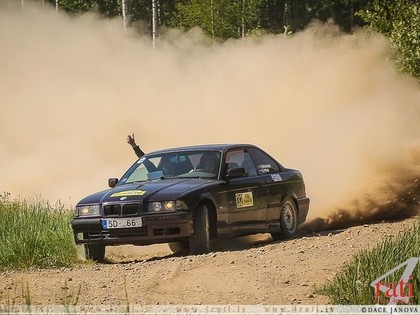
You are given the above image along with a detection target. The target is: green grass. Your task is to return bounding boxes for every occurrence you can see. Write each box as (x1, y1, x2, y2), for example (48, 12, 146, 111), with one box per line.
(0, 192, 79, 269)
(319, 219, 420, 304)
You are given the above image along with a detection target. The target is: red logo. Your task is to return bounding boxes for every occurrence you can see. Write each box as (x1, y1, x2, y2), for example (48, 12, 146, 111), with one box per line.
(371, 257, 419, 305)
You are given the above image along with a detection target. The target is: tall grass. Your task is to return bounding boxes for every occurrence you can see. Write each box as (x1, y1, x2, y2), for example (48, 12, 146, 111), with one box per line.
(0, 192, 79, 269)
(319, 219, 420, 304)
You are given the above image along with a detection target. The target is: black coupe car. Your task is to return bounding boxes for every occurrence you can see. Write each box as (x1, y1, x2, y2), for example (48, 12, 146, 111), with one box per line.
(71, 144, 310, 262)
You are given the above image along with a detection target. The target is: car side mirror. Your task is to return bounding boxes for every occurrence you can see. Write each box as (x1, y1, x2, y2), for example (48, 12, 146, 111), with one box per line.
(226, 167, 246, 179)
(108, 178, 118, 188)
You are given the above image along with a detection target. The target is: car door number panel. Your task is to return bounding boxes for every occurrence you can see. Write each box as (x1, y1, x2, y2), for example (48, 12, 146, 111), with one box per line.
(235, 192, 254, 208)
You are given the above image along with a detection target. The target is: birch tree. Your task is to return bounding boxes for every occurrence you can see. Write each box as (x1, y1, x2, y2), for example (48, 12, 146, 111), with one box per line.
(152, 0, 157, 46)
(122, 0, 131, 32)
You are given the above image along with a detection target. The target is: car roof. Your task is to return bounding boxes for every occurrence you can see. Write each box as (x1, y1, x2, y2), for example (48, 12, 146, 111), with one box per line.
(148, 144, 258, 155)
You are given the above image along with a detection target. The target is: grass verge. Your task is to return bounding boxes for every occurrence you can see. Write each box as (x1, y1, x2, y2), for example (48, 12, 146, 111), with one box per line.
(0, 192, 79, 269)
(319, 218, 420, 304)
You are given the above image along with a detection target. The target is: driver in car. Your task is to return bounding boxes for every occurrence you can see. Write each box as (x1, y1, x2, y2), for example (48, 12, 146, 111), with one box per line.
(196, 152, 219, 175)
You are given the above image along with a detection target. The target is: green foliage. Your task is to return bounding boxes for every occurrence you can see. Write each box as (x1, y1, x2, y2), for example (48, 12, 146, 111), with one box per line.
(258, 0, 368, 34)
(357, 0, 420, 78)
(173, 0, 262, 39)
(95, 0, 121, 17)
(0, 193, 79, 269)
(47, 0, 95, 14)
(319, 220, 420, 304)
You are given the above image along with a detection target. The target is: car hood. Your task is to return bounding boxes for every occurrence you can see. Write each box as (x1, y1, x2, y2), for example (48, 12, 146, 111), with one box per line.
(77, 178, 217, 205)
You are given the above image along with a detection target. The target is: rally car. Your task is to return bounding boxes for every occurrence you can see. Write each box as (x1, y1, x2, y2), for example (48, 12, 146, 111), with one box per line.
(71, 144, 310, 262)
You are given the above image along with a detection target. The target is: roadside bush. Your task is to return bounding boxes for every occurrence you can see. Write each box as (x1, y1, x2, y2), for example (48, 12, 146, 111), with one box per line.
(357, 0, 420, 79)
(0, 192, 79, 269)
(319, 219, 420, 304)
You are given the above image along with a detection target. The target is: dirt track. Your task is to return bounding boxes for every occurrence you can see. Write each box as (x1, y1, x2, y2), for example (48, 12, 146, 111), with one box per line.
(1, 216, 418, 306)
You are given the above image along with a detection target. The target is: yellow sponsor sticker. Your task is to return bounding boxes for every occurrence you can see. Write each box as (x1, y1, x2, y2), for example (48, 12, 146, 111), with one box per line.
(235, 192, 254, 208)
(110, 190, 146, 197)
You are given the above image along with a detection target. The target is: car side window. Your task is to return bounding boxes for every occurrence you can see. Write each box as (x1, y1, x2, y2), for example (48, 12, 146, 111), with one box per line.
(248, 147, 280, 175)
(225, 149, 257, 177)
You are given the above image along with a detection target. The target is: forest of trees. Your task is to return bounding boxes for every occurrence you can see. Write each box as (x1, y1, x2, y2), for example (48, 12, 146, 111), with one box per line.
(15, 0, 420, 79)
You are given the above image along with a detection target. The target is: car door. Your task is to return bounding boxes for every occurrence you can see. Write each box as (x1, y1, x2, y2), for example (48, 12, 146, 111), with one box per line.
(247, 147, 287, 229)
(224, 148, 268, 231)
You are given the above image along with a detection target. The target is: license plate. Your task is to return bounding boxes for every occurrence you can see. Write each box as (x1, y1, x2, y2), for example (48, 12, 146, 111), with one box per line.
(102, 218, 142, 229)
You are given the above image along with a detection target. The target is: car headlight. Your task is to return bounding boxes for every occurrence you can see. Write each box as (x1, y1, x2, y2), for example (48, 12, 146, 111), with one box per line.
(147, 200, 187, 212)
(76, 205, 100, 217)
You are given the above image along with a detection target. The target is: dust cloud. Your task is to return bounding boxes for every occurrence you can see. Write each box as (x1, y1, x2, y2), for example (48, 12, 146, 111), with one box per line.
(1, 2, 419, 224)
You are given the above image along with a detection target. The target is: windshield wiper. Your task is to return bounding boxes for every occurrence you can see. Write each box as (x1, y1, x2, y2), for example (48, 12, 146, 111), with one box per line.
(159, 176, 178, 180)
(129, 180, 146, 184)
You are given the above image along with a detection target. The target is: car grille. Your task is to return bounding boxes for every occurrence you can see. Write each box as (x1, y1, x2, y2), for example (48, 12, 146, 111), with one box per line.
(103, 203, 141, 216)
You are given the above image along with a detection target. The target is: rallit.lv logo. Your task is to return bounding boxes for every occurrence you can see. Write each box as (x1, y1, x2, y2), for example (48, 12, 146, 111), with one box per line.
(371, 257, 419, 305)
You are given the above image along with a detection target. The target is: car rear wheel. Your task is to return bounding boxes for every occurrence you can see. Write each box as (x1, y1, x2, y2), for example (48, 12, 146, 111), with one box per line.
(85, 244, 105, 262)
(271, 197, 298, 240)
(189, 204, 210, 255)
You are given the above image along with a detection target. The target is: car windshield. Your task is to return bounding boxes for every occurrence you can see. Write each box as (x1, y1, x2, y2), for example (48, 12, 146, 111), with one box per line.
(118, 150, 222, 184)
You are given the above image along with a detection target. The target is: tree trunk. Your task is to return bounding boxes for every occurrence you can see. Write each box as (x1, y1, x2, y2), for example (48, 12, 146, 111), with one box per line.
(152, 0, 157, 47)
(283, 1, 289, 32)
(241, 0, 245, 38)
(210, 0, 215, 36)
(122, 0, 130, 33)
(157, 0, 162, 27)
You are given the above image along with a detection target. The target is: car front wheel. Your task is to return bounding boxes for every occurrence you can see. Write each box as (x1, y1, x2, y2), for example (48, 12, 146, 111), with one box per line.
(168, 241, 189, 253)
(189, 204, 210, 255)
(271, 197, 298, 240)
(85, 244, 105, 262)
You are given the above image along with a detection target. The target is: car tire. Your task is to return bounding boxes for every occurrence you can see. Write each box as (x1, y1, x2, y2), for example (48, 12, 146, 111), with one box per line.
(85, 244, 105, 262)
(168, 241, 189, 253)
(271, 197, 298, 240)
(189, 204, 210, 255)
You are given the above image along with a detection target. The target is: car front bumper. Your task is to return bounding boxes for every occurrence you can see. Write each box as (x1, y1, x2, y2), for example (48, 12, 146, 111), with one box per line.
(71, 211, 193, 246)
